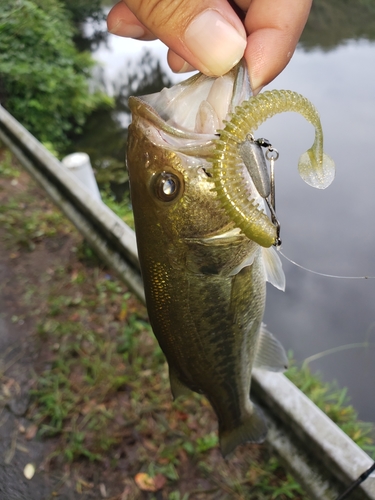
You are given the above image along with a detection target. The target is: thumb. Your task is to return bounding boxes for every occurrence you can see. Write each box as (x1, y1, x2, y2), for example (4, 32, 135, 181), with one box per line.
(108, 0, 247, 76)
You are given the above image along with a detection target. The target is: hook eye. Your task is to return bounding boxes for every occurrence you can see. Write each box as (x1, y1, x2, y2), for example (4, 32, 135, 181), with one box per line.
(153, 171, 183, 202)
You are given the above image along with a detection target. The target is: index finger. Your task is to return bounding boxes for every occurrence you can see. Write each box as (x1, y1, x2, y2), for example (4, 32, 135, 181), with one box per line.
(243, 0, 312, 93)
(108, 0, 247, 76)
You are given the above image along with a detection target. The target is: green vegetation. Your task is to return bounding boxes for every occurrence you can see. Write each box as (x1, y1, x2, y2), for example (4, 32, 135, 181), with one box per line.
(286, 360, 375, 457)
(67, 51, 173, 190)
(61, 0, 104, 26)
(0, 149, 73, 251)
(101, 190, 134, 229)
(301, 0, 375, 50)
(0, 0, 112, 153)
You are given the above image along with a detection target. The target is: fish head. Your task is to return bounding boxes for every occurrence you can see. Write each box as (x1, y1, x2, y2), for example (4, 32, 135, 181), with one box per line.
(127, 62, 254, 243)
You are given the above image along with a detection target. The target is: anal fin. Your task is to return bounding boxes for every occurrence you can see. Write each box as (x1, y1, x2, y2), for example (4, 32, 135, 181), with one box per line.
(254, 324, 288, 372)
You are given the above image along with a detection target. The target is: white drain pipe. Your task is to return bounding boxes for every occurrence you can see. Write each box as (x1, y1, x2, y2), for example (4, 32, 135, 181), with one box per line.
(62, 152, 101, 201)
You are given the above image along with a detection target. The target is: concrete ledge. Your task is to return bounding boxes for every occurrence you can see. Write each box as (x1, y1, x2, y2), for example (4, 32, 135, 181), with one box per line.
(253, 371, 375, 499)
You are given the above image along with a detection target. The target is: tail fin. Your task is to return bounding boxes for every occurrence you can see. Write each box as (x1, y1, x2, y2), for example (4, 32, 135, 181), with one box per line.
(219, 404, 267, 458)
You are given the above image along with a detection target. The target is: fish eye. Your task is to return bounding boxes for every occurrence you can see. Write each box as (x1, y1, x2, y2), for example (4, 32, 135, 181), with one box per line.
(153, 171, 182, 202)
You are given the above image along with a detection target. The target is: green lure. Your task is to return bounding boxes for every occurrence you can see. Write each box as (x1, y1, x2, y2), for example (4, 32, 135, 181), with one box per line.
(211, 90, 335, 248)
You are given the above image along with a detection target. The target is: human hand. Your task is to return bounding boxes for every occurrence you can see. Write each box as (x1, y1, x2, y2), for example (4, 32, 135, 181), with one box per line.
(107, 0, 312, 94)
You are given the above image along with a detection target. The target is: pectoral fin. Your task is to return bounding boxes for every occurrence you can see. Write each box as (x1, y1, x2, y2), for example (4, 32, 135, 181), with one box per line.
(219, 404, 267, 458)
(254, 324, 288, 372)
(262, 246, 285, 291)
(228, 250, 257, 276)
(169, 367, 194, 400)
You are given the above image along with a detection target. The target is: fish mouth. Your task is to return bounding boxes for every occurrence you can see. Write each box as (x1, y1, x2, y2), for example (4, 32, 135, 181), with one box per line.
(128, 61, 251, 156)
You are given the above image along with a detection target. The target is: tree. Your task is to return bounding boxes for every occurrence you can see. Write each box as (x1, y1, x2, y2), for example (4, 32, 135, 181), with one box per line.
(0, 0, 112, 153)
(300, 0, 375, 50)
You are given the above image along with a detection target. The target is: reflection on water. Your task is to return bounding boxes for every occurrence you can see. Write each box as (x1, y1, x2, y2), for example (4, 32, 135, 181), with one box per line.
(300, 0, 375, 50)
(77, 12, 375, 422)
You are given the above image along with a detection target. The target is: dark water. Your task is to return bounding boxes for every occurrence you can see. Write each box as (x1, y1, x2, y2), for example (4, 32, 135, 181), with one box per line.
(80, 14, 375, 422)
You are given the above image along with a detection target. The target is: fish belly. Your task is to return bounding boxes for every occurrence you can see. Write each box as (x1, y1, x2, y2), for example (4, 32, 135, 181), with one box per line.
(139, 242, 267, 456)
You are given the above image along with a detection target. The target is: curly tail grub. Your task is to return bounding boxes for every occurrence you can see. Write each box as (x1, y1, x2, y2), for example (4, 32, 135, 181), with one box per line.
(212, 90, 335, 247)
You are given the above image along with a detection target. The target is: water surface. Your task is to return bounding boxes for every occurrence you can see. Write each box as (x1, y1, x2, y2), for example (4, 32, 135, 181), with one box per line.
(260, 41, 375, 422)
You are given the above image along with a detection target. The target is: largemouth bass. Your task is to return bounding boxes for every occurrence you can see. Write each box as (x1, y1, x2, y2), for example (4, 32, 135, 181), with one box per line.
(127, 63, 289, 457)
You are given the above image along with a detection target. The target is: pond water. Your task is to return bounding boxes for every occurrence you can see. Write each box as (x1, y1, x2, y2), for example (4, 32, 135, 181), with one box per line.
(83, 17, 375, 423)
(259, 41, 375, 423)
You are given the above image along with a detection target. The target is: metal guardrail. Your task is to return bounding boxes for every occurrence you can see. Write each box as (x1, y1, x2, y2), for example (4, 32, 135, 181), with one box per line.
(1, 104, 374, 500)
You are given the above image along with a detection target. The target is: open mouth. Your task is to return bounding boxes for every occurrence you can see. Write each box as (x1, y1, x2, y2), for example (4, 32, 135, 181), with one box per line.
(133, 61, 251, 139)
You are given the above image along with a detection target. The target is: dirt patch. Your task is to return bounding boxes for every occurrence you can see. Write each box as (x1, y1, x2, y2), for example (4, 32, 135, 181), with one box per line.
(0, 160, 91, 498)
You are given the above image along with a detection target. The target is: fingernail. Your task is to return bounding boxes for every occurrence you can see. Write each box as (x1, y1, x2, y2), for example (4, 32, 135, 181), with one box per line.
(109, 20, 145, 38)
(251, 86, 263, 97)
(248, 56, 264, 95)
(184, 10, 246, 76)
(249, 74, 264, 95)
(177, 61, 196, 73)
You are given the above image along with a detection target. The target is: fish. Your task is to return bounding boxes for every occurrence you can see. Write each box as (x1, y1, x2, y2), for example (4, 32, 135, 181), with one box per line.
(126, 62, 334, 457)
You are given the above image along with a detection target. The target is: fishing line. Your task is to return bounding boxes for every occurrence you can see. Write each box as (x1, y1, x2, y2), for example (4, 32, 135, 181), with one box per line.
(279, 250, 375, 279)
(257, 140, 373, 279)
(335, 461, 375, 500)
(279, 249, 375, 499)
(256, 127, 375, 500)
(302, 342, 375, 367)
(280, 247, 375, 497)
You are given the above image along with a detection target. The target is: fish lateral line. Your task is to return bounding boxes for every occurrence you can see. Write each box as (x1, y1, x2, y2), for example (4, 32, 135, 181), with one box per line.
(211, 90, 335, 248)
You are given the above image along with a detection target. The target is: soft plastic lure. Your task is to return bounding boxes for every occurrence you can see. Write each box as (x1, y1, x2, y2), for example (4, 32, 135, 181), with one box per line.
(211, 90, 335, 247)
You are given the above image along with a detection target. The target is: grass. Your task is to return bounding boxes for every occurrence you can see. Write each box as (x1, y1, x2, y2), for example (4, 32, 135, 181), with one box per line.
(101, 189, 134, 229)
(0, 149, 20, 178)
(1, 147, 374, 498)
(32, 280, 159, 462)
(0, 149, 72, 252)
(286, 358, 375, 457)
(0, 198, 71, 251)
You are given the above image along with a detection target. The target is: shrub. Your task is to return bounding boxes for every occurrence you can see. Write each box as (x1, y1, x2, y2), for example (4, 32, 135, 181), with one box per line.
(0, 0, 112, 152)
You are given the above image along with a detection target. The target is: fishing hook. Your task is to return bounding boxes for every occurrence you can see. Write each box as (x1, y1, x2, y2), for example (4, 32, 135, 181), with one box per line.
(251, 137, 282, 247)
(265, 146, 281, 247)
